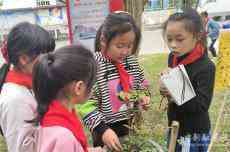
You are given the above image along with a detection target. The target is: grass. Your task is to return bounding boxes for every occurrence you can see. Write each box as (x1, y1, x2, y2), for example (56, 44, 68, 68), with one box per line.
(0, 136, 6, 152)
(0, 53, 229, 151)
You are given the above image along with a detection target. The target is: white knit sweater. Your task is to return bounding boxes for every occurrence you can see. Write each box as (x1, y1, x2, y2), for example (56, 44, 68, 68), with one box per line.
(0, 83, 37, 152)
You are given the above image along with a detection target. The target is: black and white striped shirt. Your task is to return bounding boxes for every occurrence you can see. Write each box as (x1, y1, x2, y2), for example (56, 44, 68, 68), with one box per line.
(83, 52, 147, 132)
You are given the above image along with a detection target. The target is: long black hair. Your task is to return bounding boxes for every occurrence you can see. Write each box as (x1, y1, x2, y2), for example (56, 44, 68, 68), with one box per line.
(95, 11, 141, 54)
(32, 45, 97, 123)
(0, 22, 55, 91)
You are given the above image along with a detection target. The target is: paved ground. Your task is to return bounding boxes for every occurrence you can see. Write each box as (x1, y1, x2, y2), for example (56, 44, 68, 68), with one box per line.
(140, 28, 169, 54)
(55, 27, 169, 54)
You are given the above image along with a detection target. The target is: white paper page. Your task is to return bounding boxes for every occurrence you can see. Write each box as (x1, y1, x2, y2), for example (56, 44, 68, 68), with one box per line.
(160, 65, 196, 106)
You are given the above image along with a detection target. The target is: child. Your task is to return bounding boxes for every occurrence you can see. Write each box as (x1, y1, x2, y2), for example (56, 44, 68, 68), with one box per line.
(30, 45, 104, 152)
(159, 9, 216, 152)
(83, 12, 150, 151)
(201, 11, 220, 57)
(0, 22, 55, 152)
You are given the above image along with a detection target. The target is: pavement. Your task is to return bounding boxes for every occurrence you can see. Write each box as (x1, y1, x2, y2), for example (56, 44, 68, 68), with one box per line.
(54, 26, 169, 55)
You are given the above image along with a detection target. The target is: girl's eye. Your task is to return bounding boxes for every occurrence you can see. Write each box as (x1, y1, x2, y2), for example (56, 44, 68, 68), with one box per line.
(116, 44, 125, 48)
(167, 38, 172, 42)
(127, 44, 133, 49)
(116, 43, 133, 49)
(177, 39, 185, 42)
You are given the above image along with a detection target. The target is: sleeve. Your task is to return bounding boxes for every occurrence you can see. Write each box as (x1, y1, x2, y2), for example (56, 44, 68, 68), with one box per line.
(1, 97, 36, 152)
(80, 64, 109, 135)
(132, 56, 149, 89)
(175, 63, 216, 114)
(207, 21, 220, 38)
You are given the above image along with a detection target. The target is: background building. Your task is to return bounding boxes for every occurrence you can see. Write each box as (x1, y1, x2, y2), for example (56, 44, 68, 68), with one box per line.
(0, 0, 68, 45)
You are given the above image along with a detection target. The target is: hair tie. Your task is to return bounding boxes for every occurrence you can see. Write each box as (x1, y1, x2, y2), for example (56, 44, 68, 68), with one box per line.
(1, 40, 9, 64)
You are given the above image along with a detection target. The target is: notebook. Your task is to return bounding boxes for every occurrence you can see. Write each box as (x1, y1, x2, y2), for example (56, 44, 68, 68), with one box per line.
(160, 65, 196, 106)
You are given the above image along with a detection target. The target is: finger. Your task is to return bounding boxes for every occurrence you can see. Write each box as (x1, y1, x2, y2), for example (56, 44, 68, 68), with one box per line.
(103, 145, 108, 152)
(112, 140, 122, 152)
(106, 143, 113, 151)
(111, 137, 122, 151)
(142, 104, 150, 110)
(145, 96, 151, 104)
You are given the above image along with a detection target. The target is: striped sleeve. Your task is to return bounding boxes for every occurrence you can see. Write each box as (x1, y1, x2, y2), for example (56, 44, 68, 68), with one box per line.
(82, 82, 107, 132)
(129, 55, 149, 89)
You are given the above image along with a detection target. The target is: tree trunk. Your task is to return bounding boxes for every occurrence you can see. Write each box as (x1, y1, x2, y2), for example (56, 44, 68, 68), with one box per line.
(124, 0, 147, 29)
(124, 0, 147, 54)
(182, 0, 192, 8)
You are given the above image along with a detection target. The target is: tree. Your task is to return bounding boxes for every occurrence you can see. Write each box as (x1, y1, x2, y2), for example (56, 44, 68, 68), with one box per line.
(123, 0, 147, 54)
(124, 0, 148, 28)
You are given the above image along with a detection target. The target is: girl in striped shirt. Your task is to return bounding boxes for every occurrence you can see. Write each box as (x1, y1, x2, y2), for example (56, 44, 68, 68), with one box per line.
(82, 12, 151, 151)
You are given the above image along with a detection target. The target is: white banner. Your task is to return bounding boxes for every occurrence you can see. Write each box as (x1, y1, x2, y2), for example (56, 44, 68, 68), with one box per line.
(2, 0, 56, 10)
(67, 0, 109, 50)
(2, 0, 36, 9)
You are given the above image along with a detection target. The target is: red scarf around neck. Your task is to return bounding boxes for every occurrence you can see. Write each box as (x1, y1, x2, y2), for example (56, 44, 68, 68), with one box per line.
(102, 52, 130, 93)
(171, 42, 205, 68)
(5, 70, 32, 89)
(41, 100, 88, 152)
(114, 62, 130, 93)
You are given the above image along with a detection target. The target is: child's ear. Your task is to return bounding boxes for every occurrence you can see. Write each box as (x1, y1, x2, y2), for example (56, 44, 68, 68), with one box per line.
(18, 54, 30, 67)
(73, 81, 84, 96)
(195, 33, 202, 41)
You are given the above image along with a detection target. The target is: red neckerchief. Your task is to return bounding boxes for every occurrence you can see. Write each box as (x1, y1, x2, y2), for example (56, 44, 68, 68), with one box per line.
(171, 42, 205, 68)
(114, 61, 130, 93)
(102, 52, 130, 101)
(41, 100, 88, 152)
(102, 52, 130, 93)
(5, 70, 32, 89)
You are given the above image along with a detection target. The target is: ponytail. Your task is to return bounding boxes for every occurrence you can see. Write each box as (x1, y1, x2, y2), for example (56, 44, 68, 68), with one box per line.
(32, 53, 61, 124)
(0, 64, 10, 92)
(0, 39, 10, 93)
(32, 45, 97, 124)
(0, 40, 10, 135)
(95, 25, 103, 52)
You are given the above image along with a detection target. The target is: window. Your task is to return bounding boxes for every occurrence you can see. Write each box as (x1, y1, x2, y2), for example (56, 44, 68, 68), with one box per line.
(226, 15, 230, 20)
(168, 0, 175, 8)
(145, 0, 163, 11)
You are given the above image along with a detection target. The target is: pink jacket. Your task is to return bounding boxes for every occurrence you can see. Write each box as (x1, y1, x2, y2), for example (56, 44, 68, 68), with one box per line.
(17, 125, 84, 152)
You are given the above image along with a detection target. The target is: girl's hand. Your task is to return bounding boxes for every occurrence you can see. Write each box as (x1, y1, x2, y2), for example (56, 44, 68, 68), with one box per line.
(140, 95, 151, 110)
(159, 68, 171, 97)
(102, 128, 122, 152)
(88, 147, 107, 152)
(159, 81, 170, 97)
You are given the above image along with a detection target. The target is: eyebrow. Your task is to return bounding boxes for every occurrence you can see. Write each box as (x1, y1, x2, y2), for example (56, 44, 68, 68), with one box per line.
(176, 35, 185, 38)
(167, 34, 185, 38)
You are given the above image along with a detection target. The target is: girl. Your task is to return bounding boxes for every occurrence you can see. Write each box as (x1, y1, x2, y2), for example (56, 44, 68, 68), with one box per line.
(159, 9, 215, 152)
(31, 45, 104, 152)
(83, 12, 150, 151)
(0, 22, 55, 152)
